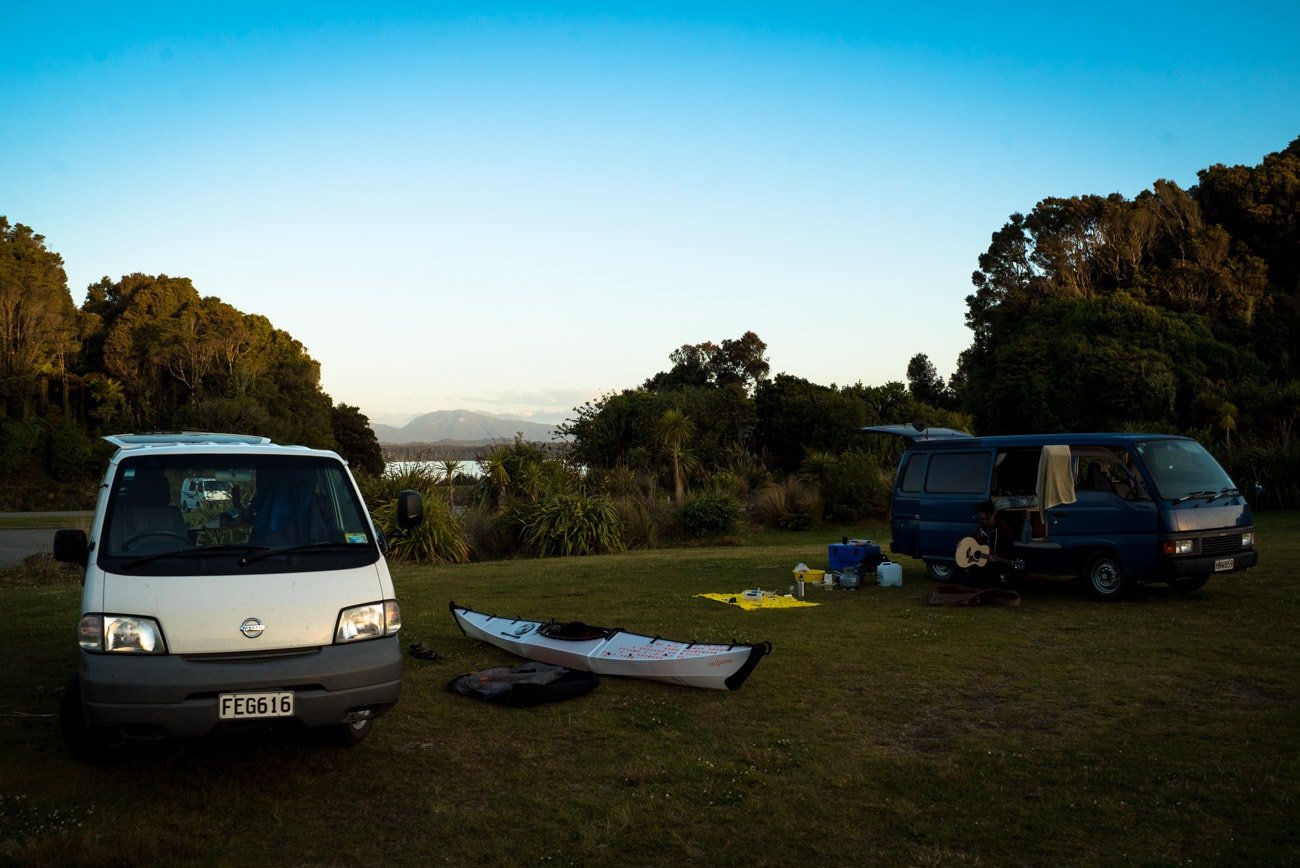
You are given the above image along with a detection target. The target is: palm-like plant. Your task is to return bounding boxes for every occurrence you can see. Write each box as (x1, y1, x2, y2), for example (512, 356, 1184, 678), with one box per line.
(797, 450, 837, 491)
(438, 459, 462, 509)
(477, 457, 511, 509)
(655, 408, 695, 506)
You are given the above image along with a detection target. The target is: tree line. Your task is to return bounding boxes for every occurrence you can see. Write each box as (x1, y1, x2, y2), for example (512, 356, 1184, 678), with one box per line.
(561, 137, 1300, 511)
(0, 227, 382, 507)
(3, 136, 1296, 516)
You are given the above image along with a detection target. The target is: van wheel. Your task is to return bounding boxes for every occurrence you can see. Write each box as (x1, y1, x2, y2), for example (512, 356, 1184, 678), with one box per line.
(1169, 574, 1209, 592)
(60, 675, 125, 764)
(924, 560, 954, 582)
(1080, 554, 1128, 601)
(331, 717, 374, 747)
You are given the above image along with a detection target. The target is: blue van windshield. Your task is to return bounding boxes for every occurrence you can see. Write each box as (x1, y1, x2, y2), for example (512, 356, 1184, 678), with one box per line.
(1136, 439, 1236, 501)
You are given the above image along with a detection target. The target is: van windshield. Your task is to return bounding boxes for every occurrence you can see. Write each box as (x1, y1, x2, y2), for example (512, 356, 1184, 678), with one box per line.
(1136, 439, 1237, 502)
(99, 454, 378, 575)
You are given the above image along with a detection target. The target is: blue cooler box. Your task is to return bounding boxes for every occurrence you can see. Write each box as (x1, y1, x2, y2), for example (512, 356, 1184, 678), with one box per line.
(828, 541, 882, 573)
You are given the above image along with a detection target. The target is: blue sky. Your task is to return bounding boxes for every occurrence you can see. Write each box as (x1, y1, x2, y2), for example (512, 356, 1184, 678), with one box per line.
(4, 2, 1298, 424)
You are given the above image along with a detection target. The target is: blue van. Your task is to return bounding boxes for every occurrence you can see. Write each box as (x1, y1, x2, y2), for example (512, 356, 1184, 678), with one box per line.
(865, 426, 1258, 600)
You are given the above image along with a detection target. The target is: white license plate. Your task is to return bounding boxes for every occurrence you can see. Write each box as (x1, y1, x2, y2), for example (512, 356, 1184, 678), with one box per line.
(218, 692, 294, 720)
(1213, 558, 1234, 572)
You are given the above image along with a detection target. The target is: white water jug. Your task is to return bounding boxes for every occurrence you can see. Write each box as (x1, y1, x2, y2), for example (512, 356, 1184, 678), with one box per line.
(877, 561, 903, 587)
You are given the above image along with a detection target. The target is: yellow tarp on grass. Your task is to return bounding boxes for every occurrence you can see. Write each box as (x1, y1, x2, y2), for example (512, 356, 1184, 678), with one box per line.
(696, 592, 820, 610)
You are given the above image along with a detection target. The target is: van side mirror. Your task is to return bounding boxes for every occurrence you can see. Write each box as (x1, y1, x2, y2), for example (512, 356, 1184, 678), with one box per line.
(396, 490, 424, 529)
(54, 529, 89, 567)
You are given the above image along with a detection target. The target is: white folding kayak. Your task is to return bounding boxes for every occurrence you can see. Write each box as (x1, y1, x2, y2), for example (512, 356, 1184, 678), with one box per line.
(449, 602, 770, 691)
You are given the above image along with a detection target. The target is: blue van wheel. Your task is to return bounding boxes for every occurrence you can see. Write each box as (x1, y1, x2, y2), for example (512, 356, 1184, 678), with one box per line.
(1082, 554, 1127, 601)
(924, 560, 954, 581)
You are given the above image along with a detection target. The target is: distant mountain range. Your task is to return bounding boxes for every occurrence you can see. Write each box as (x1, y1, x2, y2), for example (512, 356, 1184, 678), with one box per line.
(371, 410, 559, 444)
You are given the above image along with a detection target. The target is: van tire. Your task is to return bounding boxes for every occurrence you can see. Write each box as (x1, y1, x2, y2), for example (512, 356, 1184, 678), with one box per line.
(60, 675, 125, 764)
(1080, 553, 1128, 601)
(924, 560, 954, 581)
(331, 717, 374, 747)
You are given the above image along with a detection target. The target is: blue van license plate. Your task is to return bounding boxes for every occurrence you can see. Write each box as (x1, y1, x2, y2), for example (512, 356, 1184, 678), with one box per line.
(1213, 558, 1234, 572)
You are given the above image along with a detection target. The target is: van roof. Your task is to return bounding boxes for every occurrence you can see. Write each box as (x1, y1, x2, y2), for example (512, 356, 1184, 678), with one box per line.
(102, 433, 343, 464)
(104, 432, 274, 449)
(868, 430, 1189, 451)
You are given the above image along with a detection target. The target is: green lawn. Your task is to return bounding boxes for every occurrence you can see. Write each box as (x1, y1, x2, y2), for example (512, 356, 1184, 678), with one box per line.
(0, 514, 91, 530)
(1, 515, 1297, 865)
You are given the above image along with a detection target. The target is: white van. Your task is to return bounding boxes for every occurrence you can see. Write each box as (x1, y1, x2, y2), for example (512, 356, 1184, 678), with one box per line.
(54, 433, 423, 760)
(180, 476, 233, 511)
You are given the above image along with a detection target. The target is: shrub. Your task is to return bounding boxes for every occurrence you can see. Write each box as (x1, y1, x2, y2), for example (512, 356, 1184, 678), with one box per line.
(367, 463, 469, 564)
(46, 417, 103, 482)
(679, 492, 741, 538)
(457, 501, 516, 560)
(588, 464, 643, 498)
(0, 419, 45, 479)
(702, 469, 748, 501)
(819, 451, 891, 521)
(518, 492, 624, 557)
(372, 494, 469, 564)
(611, 493, 675, 549)
(722, 446, 772, 492)
(476, 438, 579, 508)
(750, 477, 820, 530)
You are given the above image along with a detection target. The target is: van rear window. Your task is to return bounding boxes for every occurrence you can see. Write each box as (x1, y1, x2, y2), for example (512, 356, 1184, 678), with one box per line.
(900, 455, 926, 492)
(925, 452, 991, 494)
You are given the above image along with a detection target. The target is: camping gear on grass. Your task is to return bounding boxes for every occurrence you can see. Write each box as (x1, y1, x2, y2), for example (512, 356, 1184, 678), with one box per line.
(828, 539, 884, 574)
(450, 601, 772, 691)
(447, 662, 599, 707)
(792, 563, 824, 588)
(877, 561, 903, 587)
(697, 592, 819, 610)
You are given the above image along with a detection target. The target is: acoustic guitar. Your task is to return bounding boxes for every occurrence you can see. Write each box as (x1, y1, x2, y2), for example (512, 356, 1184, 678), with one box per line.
(954, 536, 1026, 571)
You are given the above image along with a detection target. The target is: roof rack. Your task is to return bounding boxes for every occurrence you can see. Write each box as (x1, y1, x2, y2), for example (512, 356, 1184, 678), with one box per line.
(103, 432, 274, 449)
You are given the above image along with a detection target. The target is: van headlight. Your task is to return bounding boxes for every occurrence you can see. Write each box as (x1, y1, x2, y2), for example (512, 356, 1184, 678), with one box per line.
(335, 600, 401, 643)
(1162, 538, 1196, 556)
(1241, 532, 1254, 547)
(79, 614, 167, 654)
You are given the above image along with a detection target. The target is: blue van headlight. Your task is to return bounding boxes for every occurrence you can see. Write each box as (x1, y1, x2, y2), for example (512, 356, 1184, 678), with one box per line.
(1162, 538, 1196, 556)
(1241, 532, 1254, 547)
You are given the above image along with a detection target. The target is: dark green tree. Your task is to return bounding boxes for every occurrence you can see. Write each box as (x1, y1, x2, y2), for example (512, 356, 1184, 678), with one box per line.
(643, 331, 770, 394)
(0, 218, 79, 418)
(331, 403, 384, 476)
(905, 353, 949, 408)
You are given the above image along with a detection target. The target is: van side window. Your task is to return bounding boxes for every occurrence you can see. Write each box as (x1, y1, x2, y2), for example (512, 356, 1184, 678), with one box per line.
(1073, 447, 1149, 501)
(900, 455, 926, 492)
(925, 452, 991, 494)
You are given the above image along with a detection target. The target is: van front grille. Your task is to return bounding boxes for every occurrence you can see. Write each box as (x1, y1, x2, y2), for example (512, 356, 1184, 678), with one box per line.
(1202, 531, 1247, 556)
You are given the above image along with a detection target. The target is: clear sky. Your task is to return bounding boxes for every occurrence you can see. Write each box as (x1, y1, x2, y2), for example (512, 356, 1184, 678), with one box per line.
(3, 2, 1298, 425)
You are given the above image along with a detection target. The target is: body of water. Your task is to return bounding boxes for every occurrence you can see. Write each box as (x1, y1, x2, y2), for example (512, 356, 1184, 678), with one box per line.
(385, 460, 484, 479)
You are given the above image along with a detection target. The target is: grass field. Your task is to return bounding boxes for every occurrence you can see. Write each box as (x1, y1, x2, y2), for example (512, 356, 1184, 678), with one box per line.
(0, 514, 91, 531)
(1, 515, 1297, 865)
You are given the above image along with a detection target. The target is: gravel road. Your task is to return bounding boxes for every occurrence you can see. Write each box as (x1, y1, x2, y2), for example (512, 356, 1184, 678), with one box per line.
(0, 513, 92, 568)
